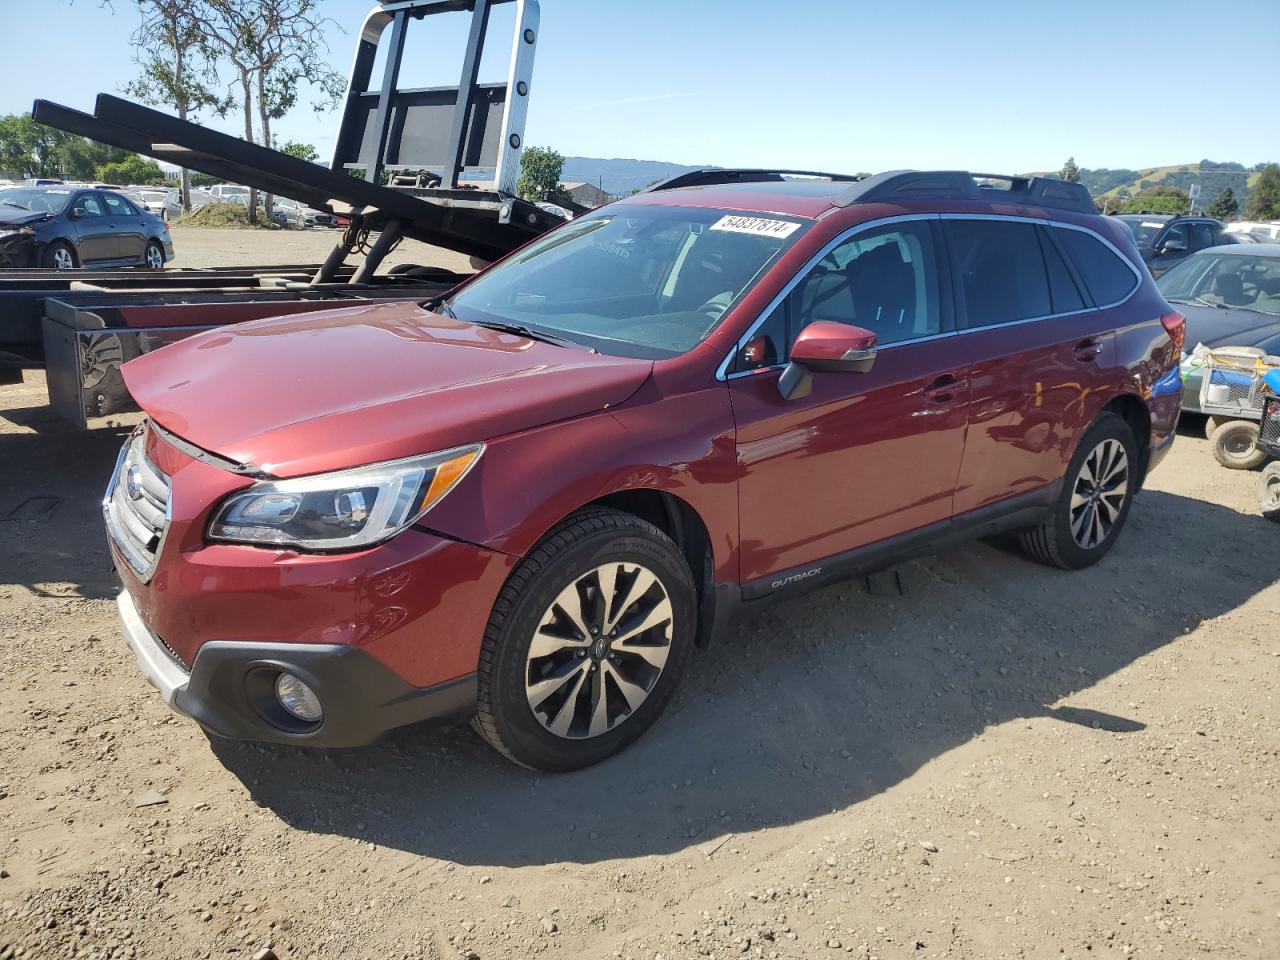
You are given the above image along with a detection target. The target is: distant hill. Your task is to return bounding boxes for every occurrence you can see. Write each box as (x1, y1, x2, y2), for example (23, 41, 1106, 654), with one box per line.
(1032, 160, 1273, 206)
(560, 157, 708, 197)
(563, 156, 1277, 207)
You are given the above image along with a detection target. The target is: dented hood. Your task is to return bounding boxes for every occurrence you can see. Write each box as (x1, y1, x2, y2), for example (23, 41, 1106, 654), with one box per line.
(123, 300, 653, 477)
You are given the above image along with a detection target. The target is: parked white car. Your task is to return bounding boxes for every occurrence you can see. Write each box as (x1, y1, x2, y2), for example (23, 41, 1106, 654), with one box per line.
(206, 184, 251, 205)
(133, 189, 182, 221)
(1226, 221, 1280, 243)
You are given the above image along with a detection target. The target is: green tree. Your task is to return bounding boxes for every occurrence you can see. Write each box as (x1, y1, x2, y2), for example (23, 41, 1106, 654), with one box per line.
(1059, 156, 1082, 183)
(1245, 164, 1280, 220)
(57, 139, 130, 180)
(516, 146, 572, 205)
(125, 0, 229, 212)
(193, 0, 344, 221)
(95, 155, 169, 186)
(281, 141, 319, 163)
(0, 113, 72, 178)
(190, 171, 220, 188)
(1206, 186, 1240, 221)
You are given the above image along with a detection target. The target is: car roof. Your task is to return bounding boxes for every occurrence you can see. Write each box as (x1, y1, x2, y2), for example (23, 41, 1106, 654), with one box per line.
(1197, 243, 1280, 257)
(618, 179, 858, 219)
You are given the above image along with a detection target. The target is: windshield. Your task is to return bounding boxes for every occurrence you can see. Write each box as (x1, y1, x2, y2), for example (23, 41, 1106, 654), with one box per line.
(140, 192, 169, 202)
(1158, 252, 1280, 316)
(444, 206, 808, 358)
(1119, 217, 1167, 249)
(0, 188, 72, 214)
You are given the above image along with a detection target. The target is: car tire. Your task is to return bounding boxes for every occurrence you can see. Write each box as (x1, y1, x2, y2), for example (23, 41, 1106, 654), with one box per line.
(1209, 419, 1265, 470)
(141, 241, 165, 270)
(472, 508, 696, 772)
(1019, 412, 1139, 570)
(1259, 463, 1280, 522)
(42, 241, 78, 270)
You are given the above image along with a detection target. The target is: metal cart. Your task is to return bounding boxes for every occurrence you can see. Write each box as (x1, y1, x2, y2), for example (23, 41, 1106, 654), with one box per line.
(1257, 369, 1280, 521)
(1196, 347, 1280, 470)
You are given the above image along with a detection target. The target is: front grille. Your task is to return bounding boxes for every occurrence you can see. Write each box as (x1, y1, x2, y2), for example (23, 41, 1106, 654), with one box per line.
(103, 427, 171, 583)
(156, 632, 189, 671)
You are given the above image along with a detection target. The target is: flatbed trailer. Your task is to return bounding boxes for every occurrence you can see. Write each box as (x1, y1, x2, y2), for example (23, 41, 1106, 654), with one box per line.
(1, 0, 560, 427)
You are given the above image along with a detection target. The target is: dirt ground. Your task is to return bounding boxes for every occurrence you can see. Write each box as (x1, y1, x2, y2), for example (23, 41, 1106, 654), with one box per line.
(166, 225, 475, 274)
(1, 233, 1278, 959)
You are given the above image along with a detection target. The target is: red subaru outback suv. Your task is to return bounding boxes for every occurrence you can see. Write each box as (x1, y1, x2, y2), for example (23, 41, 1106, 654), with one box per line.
(105, 170, 1184, 770)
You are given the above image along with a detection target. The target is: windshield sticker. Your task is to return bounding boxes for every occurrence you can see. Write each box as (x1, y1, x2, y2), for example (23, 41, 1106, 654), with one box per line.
(710, 215, 801, 239)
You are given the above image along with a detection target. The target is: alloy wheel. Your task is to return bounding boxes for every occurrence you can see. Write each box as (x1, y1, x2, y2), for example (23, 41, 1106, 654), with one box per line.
(525, 562, 673, 740)
(53, 247, 75, 269)
(1070, 438, 1129, 550)
(146, 245, 164, 269)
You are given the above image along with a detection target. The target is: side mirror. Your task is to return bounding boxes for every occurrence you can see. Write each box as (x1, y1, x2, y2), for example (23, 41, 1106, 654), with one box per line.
(1159, 237, 1187, 254)
(68, 208, 82, 220)
(778, 321, 878, 400)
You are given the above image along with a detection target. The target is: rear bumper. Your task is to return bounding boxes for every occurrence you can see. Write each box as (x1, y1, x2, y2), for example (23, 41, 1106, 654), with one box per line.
(116, 588, 476, 747)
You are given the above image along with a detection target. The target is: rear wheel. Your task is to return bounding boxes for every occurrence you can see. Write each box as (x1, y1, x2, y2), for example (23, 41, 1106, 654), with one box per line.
(1209, 419, 1265, 470)
(42, 241, 78, 270)
(472, 509, 695, 771)
(1019, 412, 1139, 570)
(1259, 463, 1280, 522)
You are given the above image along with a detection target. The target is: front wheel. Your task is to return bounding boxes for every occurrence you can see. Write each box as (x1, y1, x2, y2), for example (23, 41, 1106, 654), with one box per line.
(42, 240, 78, 269)
(1019, 412, 1139, 570)
(1209, 419, 1265, 470)
(142, 241, 165, 270)
(1259, 463, 1280, 522)
(472, 509, 696, 771)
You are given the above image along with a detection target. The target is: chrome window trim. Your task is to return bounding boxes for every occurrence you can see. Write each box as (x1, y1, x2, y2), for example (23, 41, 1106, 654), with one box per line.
(715, 212, 1143, 381)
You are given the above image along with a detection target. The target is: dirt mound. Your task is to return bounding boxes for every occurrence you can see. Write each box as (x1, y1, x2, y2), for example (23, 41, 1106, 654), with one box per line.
(176, 203, 278, 230)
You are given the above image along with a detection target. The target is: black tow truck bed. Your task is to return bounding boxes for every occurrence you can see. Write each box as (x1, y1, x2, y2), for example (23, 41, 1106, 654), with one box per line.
(1, 0, 563, 427)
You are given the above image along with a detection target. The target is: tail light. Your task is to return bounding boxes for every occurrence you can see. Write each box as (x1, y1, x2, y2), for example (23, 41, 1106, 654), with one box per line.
(1160, 312, 1186, 354)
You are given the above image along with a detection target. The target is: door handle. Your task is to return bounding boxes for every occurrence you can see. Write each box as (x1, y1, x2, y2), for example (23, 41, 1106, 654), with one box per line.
(923, 373, 964, 403)
(1073, 338, 1103, 362)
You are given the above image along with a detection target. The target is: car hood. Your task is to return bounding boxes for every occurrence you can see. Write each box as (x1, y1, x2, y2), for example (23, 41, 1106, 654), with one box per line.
(1176, 302, 1280, 350)
(123, 300, 655, 477)
(0, 207, 48, 228)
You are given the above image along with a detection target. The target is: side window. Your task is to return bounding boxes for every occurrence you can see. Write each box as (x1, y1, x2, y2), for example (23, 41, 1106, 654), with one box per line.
(1053, 227, 1140, 306)
(74, 194, 105, 217)
(945, 219, 1049, 328)
(788, 221, 940, 346)
(1189, 222, 1216, 250)
(1161, 223, 1188, 250)
(1037, 228, 1086, 313)
(101, 192, 131, 217)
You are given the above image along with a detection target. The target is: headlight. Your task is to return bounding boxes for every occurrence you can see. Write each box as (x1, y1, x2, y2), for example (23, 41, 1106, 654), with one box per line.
(208, 444, 482, 551)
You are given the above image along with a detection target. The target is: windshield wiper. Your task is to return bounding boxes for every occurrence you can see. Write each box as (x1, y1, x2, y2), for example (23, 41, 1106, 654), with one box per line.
(422, 296, 458, 320)
(0, 201, 29, 210)
(421, 297, 594, 352)
(469, 318, 595, 352)
(1169, 296, 1225, 309)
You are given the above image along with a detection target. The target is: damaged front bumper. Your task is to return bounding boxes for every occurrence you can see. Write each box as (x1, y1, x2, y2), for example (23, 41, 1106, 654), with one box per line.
(0, 227, 37, 268)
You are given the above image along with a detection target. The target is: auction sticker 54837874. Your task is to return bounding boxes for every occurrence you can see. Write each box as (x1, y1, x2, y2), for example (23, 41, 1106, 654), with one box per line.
(709, 215, 802, 239)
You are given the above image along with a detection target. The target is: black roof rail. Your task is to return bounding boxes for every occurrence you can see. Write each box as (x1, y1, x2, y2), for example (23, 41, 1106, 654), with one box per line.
(645, 168, 862, 193)
(833, 170, 1097, 215)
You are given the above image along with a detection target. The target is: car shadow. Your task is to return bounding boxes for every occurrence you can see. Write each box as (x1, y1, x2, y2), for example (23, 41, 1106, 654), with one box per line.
(0, 404, 130, 599)
(209, 487, 1276, 869)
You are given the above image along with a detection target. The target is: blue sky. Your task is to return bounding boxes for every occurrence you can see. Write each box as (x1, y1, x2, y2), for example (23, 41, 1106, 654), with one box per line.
(5, 0, 1278, 173)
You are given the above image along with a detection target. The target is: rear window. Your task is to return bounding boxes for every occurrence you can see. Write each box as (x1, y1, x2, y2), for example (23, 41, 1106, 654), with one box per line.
(1053, 228, 1139, 306)
(945, 220, 1050, 328)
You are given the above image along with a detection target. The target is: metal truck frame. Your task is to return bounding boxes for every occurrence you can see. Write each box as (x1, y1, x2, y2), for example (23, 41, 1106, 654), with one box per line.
(1, 0, 559, 428)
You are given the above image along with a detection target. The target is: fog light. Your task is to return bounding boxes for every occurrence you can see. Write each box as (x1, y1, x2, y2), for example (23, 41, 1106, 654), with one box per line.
(275, 673, 322, 722)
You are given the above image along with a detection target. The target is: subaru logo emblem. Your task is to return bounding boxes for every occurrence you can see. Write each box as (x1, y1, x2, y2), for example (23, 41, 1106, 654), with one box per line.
(125, 465, 144, 501)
